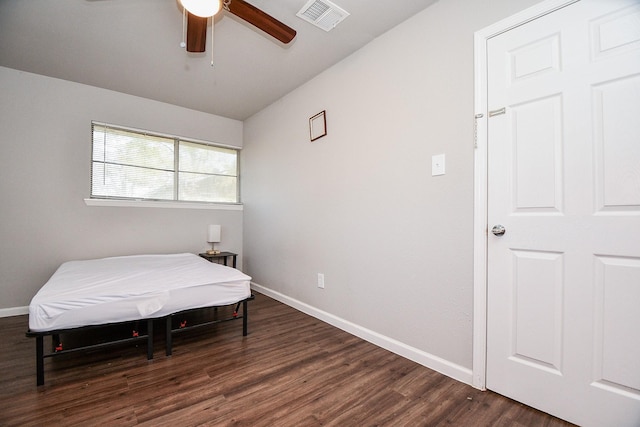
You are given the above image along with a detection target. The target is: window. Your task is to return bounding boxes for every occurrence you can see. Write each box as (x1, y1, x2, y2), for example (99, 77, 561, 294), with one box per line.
(91, 122, 239, 204)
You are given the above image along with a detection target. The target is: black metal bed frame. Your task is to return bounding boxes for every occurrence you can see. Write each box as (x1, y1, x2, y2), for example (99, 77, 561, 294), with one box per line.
(25, 295, 254, 386)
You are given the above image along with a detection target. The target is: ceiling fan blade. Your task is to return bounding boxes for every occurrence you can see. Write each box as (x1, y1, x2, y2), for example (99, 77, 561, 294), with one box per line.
(186, 12, 207, 52)
(226, 0, 296, 44)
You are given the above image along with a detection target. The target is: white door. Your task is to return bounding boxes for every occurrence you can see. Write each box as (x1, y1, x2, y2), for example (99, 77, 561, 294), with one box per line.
(486, 1, 640, 426)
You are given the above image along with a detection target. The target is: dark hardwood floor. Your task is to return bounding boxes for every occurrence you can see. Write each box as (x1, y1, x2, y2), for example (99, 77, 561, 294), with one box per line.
(0, 292, 574, 426)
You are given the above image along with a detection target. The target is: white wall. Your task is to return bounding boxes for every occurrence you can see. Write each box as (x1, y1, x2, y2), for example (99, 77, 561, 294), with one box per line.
(242, 0, 543, 380)
(0, 66, 243, 311)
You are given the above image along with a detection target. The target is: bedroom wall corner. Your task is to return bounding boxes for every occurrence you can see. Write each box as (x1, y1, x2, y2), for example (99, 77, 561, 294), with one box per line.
(241, 0, 545, 375)
(0, 66, 244, 311)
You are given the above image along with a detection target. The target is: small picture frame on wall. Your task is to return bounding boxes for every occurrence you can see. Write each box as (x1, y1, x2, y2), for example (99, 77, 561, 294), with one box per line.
(309, 110, 327, 141)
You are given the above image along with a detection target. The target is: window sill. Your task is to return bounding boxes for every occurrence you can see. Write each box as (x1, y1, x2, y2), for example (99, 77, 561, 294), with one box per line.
(84, 198, 243, 211)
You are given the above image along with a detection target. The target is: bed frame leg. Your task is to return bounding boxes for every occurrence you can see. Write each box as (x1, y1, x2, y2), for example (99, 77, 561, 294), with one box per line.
(147, 319, 153, 360)
(242, 299, 248, 336)
(36, 335, 44, 386)
(166, 316, 172, 356)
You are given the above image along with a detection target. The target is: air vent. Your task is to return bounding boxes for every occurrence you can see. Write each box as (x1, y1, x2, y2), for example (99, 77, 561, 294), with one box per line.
(296, 0, 349, 32)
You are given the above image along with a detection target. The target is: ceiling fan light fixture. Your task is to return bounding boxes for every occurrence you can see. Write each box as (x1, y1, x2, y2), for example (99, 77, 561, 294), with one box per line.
(180, 0, 222, 18)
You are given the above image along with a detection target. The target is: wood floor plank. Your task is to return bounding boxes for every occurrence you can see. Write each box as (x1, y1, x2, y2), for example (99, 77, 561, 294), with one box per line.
(0, 291, 575, 426)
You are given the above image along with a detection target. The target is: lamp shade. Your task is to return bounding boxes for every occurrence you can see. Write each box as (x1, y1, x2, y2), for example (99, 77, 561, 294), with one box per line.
(180, 0, 222, 18)
(208, 225, 221, 243)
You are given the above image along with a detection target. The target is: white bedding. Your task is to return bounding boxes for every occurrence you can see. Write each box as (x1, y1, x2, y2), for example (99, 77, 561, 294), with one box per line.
(28, 253, 252, 332)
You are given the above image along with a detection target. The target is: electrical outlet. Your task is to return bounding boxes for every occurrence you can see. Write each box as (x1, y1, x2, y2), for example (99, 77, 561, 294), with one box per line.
(317, 273, 325, 289)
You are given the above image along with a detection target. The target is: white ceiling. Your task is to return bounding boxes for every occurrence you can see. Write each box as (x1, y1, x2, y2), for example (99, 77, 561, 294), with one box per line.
(0, 0, 438, 120)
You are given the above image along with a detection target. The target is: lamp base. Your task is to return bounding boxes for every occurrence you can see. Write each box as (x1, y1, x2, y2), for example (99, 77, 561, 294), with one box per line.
(206, 249, 221, 255)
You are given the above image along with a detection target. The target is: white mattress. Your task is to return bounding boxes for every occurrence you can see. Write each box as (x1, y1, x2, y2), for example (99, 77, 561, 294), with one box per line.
(28, 253, 252, 332)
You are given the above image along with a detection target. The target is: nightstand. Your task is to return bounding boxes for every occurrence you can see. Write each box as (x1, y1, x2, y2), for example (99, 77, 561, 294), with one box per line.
(199, 251, 237, 268)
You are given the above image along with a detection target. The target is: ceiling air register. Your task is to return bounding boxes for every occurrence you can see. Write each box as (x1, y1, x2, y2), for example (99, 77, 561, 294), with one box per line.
(296, 0, 349, 31)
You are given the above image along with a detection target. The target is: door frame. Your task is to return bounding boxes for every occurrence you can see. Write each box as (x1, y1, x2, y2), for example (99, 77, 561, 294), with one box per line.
(472, 0, 579, 390)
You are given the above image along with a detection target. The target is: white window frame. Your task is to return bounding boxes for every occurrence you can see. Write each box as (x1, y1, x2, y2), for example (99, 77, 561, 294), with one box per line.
(85, 122, 242, 211)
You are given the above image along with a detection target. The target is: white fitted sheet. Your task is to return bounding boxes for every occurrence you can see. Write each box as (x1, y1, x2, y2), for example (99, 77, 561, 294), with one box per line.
(28, 253, 251, 332)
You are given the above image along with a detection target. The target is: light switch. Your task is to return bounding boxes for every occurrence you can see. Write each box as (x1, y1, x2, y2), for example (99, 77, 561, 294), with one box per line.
(432, 154, 445, 176)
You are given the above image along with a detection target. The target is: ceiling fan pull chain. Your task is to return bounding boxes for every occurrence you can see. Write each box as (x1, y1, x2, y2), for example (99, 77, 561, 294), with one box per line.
(211, 17, 215, 67)
(180, 7, 187, 49)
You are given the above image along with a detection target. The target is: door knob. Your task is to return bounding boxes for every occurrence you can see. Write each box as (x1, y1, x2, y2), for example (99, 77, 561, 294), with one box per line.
(491, 225, 506, 236)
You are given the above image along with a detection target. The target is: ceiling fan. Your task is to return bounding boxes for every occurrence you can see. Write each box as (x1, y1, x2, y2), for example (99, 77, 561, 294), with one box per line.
(182, 0, 297, 52)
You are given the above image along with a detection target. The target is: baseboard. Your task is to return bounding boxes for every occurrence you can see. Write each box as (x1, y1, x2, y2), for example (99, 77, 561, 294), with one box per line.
(251, 282, 473, 386)
(0, 306, 28, 318)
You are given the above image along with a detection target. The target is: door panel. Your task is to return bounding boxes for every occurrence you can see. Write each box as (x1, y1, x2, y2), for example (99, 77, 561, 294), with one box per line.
(594, 256, 640, 393)
(594, 75, 640, 211)
(511, 249, 564, 373)
(511, 95, 563, 213)
(486, 1, 640, 426)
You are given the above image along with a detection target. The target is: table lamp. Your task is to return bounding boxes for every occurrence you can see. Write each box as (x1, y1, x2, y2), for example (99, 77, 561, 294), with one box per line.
(207, 224, 221, 255)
